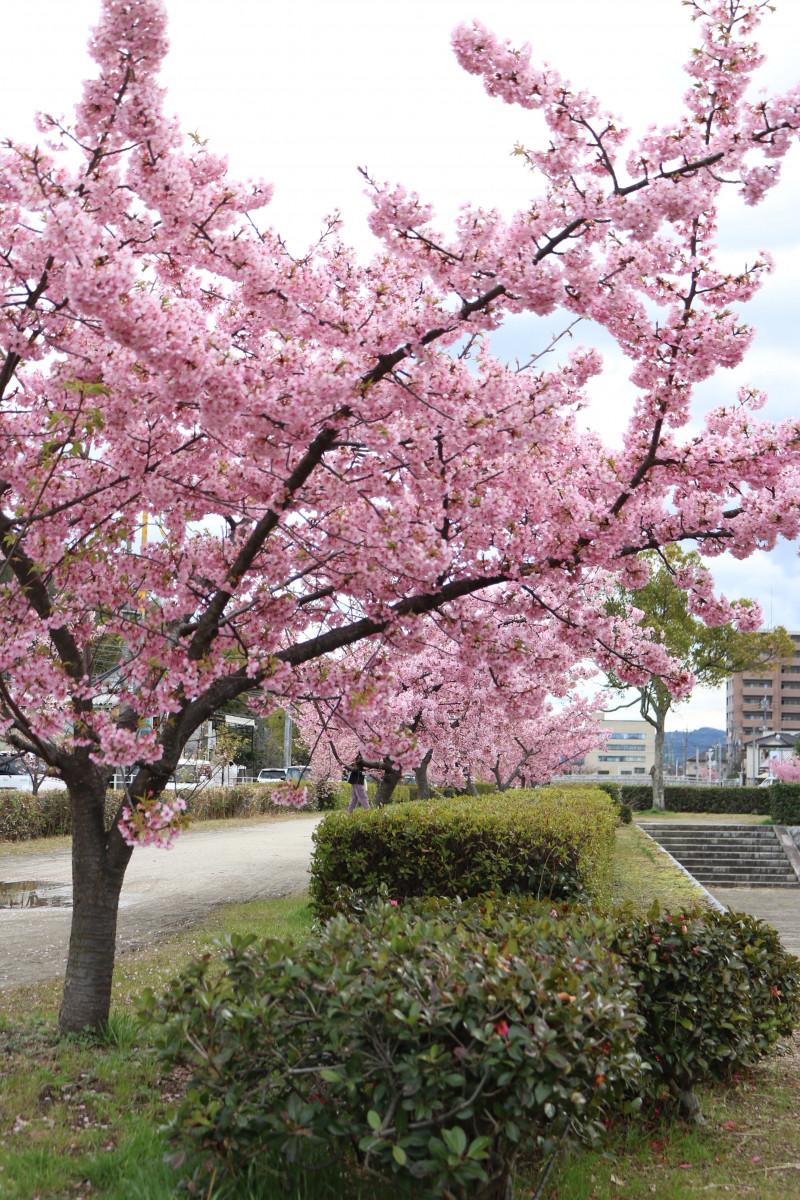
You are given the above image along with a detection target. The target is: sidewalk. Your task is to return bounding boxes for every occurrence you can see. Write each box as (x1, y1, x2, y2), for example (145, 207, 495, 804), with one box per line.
(706, 887, 800, 958)
(635, 814, 800, 957)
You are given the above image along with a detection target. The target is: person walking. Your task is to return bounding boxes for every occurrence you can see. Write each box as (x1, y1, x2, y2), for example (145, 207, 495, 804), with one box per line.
(347, 753, 371, 813)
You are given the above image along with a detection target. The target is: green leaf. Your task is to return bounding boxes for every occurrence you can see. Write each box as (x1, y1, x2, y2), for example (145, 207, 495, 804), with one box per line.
(319, 1067, 344, 1083)
(392, 1144, 408, 1165)
(367, 1110, 381, 1131)
(467, 1135, 491, 1160)
(442, 1126, 467, 1157)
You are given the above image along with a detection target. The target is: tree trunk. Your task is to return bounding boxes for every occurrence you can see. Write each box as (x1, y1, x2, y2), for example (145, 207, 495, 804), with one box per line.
(652, 719, 666, 811)
(373, 759, 402, 807)
(465, 773, 478, 796)
(58, 767, 132, 1033)
(491, 760, 506, 792)
(414, 749, 433, 800)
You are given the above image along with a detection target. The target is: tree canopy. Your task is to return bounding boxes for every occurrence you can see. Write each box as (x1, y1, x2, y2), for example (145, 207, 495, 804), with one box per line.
(2, 0, 800, 1029)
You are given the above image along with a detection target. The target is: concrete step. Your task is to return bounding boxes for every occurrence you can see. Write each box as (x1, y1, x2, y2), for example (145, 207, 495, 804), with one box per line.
(640, 824, 771, 833)
(640, 824, 799, 888)
(655, 852, 789, 864)
(693, 878, 799, 888)
(652, 835, 782, 844)
(643, 831, 776, 841)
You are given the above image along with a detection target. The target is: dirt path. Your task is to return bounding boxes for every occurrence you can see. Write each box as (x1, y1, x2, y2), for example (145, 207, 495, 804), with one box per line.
(0, 814, 321, 988)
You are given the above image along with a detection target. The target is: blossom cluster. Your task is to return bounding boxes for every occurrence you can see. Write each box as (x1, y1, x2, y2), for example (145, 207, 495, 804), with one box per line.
(269, 782, 311, 809)
(117, 794, 190, 849)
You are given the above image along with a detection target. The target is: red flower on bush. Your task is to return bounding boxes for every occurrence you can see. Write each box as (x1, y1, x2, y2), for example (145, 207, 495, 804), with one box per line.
(494, 1020, 510, 1038)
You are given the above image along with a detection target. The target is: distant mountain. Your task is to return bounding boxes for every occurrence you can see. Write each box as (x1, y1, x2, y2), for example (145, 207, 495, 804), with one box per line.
(663, 727, 725, 767)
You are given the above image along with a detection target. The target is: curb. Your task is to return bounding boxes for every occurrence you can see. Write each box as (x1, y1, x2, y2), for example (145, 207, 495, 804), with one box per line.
(774, 825, 800, 884)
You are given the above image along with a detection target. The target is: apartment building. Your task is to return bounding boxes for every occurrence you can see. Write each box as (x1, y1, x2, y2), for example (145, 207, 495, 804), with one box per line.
(726, 631, 800, 760)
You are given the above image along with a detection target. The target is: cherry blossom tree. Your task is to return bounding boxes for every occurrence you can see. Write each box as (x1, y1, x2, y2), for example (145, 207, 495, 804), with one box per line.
(768, 758, 800, 782)
(298, 684, 607, 800)
(294, 598, 614, 801)
(482, 701, 608, 792)
(1, 0, 800, 1031)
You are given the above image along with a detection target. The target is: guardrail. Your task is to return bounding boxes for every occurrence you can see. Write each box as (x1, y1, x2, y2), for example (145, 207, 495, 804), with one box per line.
(556, 774, 743, 786)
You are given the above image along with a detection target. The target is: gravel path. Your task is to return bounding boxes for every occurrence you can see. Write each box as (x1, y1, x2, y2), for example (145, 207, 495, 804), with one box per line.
(0, 814, 320, 988)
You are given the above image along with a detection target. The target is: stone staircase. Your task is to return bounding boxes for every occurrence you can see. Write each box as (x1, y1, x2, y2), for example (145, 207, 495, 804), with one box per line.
(640, 823, 800, 888)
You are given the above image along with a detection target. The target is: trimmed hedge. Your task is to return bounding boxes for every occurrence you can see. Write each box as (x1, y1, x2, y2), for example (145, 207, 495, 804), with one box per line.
(619, 784, 770, 814)
(770, 782, 800, 824)
(596, 781, 621, 802)
(186, 782, 304, 819)
(0, 781, 317, 842)
(0, 789, 72, 841)
(309, 788, 618, 918)
(150, 899, 642, 1198)
(404, 782, 496, 802)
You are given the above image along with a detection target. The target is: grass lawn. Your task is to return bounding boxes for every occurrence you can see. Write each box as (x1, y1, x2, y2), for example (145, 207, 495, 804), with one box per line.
(634, 811, 772, 826)
(1, 824, 799, 1199)
(611, 823, 708, 913)
(547, 1033, 800, 1199)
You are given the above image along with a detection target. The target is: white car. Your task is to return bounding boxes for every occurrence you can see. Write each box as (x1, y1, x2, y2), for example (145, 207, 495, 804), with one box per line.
(0, 758, 66, 790)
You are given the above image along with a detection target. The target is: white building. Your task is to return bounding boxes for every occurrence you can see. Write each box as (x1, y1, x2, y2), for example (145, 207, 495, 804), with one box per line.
(574, 719, 655, 779)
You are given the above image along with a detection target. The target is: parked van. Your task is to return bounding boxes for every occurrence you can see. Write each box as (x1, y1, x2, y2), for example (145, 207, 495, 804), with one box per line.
(257, 766, 309, 783)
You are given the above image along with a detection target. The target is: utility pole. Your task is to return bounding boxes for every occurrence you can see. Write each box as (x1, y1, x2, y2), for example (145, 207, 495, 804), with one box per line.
(283, 707, 292, 771)
(751, 690, 769, 785)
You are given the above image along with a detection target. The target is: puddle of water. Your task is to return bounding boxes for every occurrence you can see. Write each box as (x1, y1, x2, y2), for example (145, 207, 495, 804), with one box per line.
(0, 880, 72, 909)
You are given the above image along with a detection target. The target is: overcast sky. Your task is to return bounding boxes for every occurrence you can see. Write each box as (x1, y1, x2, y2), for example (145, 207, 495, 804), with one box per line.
(4, 0, 800, 732)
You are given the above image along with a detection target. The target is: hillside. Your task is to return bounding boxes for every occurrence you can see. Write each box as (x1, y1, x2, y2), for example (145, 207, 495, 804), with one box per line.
(663, 727, 725, 768)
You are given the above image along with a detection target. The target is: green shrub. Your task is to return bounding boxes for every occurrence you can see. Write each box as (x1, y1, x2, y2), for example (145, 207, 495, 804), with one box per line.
(185, 782, 295, 819)
(311, 778, 343, 810)
(0, 788, 72, 840)
(596, 781, 621, 802)
(620, 784, 769, 814)
(148, 898, 642, 1198)
(309, 788, 618, 919)
(618, 803, 633, 825)
(0, 781, 305, 843)
(402, 782, 460, 802)
(609, 902, 800, 1100)
(769, 782, 800, 824)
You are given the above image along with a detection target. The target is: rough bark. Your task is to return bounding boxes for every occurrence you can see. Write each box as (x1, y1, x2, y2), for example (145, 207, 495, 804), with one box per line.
(652, 719, 666, 811)
(373, 759, 402, 807)
(465, 774, 478, 796)
(58, 764, 133, 1033)
(491, 761, 507, 792)
(414, 749, 433, 800)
